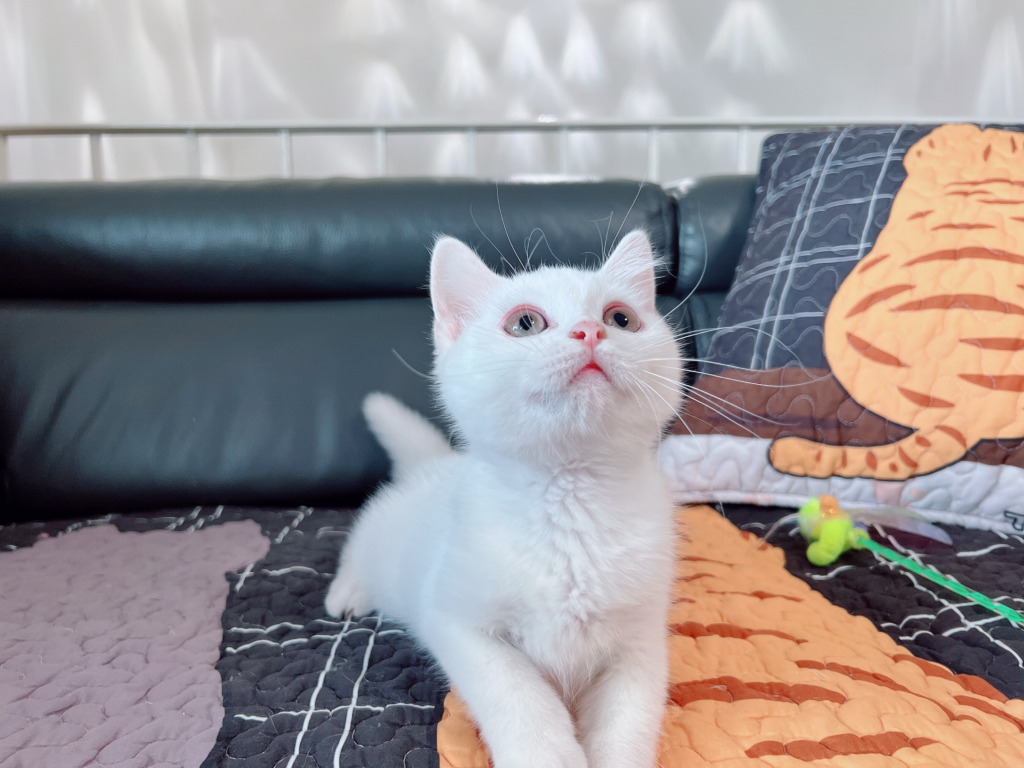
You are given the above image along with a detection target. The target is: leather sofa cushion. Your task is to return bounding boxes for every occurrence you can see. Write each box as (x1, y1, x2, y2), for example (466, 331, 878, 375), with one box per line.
(0, 298, 436, 515)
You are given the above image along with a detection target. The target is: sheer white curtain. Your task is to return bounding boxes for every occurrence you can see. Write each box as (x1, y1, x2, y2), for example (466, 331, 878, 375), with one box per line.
(2, 0, 1022, 180)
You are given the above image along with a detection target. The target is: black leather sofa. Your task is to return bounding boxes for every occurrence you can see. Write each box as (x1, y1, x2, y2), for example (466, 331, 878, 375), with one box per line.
(0, 176, 755, 521)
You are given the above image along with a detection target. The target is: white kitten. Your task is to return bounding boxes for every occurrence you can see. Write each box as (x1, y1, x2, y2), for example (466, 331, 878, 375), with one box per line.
(325, 230, 683, 768)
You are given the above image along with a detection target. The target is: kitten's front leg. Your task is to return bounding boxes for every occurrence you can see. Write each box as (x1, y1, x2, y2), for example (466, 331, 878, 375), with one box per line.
(576, 629, 668, 768)
(423, 618, 588, 768)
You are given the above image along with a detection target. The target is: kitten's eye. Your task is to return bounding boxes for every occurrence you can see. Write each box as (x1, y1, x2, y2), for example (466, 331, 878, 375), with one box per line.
(603, 305, 641, 332)
(503, 307, 548, 337)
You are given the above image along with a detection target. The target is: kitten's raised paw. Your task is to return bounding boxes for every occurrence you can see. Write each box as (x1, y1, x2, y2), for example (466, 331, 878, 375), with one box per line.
(324, 564, 371, 618)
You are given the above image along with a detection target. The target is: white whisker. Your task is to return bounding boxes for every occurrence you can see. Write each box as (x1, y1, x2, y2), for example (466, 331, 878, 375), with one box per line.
(662, 199, 710, 319)
(680, 390, 771, 439)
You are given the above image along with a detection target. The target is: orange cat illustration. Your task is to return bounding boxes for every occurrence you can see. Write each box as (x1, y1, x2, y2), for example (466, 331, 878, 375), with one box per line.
(770, 124, 1024, 481)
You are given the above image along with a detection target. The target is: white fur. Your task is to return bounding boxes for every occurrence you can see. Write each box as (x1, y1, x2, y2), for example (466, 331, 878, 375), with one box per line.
(325, 230, 683, 768)
(363, 392, 454, 483)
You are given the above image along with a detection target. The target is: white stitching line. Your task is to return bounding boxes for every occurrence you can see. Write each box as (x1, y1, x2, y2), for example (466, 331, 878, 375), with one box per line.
(234, 563, 255, 593)
(224, 628, 377, 654)
(275, 507, 314, 545)
(235, 701, 436, 723)
(283, 616, 352, 768)
(333, 613, 383, 767)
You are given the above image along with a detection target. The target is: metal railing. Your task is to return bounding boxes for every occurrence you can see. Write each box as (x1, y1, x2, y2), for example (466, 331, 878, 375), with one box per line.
(0, 117, 986, 182)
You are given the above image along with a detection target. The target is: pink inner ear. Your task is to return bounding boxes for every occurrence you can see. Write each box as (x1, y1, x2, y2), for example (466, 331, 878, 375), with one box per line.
(430, 237, 501, 349)
(605, 230, 657, 311)
(433, 304, 466, 349)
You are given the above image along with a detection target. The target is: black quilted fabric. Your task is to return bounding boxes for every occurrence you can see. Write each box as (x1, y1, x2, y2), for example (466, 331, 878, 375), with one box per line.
(201, 507, 445, 768)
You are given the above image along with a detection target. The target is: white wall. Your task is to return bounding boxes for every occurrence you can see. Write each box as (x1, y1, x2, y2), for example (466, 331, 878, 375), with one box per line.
(3, 0, 1023, 180)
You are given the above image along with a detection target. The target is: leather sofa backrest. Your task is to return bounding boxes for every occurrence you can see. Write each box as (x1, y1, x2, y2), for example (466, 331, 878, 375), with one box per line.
(5, 177, 749, 519)
(0, 179, 679, 300)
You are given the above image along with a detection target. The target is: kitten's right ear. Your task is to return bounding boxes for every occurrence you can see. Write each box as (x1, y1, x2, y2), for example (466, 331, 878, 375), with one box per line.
(430, 237, 501, 353)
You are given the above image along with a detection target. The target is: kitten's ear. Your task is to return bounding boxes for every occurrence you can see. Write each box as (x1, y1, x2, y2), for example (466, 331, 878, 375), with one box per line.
(602, 229, 658, 311)
(430, 236, 501, 353)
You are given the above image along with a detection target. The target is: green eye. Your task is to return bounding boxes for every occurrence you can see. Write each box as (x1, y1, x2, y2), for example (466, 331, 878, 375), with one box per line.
(503, 308, 548, 337)
(603, 305, 640, 332)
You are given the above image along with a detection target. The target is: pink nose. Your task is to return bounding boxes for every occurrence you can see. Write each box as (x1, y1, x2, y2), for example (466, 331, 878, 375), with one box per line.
(568, 321, 606, 351)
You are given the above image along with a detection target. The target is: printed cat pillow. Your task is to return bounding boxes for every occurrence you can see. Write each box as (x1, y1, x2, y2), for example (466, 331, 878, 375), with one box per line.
(661, 123, 1024, 533)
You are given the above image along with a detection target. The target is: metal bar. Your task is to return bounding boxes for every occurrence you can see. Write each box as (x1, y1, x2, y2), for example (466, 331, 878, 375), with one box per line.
(0, 116, 978, 139)
(0, 116, 993, 182)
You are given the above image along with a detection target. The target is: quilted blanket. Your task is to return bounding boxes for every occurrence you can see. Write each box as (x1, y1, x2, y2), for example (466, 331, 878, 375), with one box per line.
(2, 503, 1022, 766)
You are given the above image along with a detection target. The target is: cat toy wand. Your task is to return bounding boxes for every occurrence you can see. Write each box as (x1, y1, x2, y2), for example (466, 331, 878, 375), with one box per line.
(796, 495, 1024, 628)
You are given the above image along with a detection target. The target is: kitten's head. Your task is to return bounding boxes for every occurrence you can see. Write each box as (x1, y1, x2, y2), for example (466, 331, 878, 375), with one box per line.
(429, 230, 684, 461)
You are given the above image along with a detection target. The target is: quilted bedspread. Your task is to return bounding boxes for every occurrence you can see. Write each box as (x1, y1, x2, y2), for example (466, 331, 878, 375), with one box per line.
(2, 502, 1022, 767)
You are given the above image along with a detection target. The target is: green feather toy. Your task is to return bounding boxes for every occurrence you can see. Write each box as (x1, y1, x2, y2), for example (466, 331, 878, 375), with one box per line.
(797, 495, 1024, 628)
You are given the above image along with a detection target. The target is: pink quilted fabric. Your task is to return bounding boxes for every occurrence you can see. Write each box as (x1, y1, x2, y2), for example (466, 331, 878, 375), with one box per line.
(0, 522, 268, 767)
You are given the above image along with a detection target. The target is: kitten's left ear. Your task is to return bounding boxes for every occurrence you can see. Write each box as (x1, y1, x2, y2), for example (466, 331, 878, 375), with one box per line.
(602, 229, 658, 312)
(430, 236, 501, 354)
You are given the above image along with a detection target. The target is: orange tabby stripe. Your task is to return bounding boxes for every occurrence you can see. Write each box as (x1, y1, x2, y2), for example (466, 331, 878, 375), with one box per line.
(930, 222, 996, 230)
(856, 251, 891, 273)
(897, 387, 955, 409)
(669, 621, 805, 644)
(669, 676, 845, 707)
(954, 696, 1024, 732)
(892, 293, 1024, 316)
(846, 333, 908, 367)
(796, 660, 957, 720)
(960, 337, 1024, 351)
(948, 189, 993, 197)
(897, 446, 918, 470)
(893, 654, 1010, 702)
(844, 284, 913, 318)
(905, 247, 1024, 267)
(746, 732, 939, 760)
(958, 373, 1024, 392)
(947, 177, 1024, 187)
(935, 425, 969, 448)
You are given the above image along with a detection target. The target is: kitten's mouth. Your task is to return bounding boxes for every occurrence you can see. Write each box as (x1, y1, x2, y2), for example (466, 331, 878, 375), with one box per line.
(572, 361, 608, 382)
